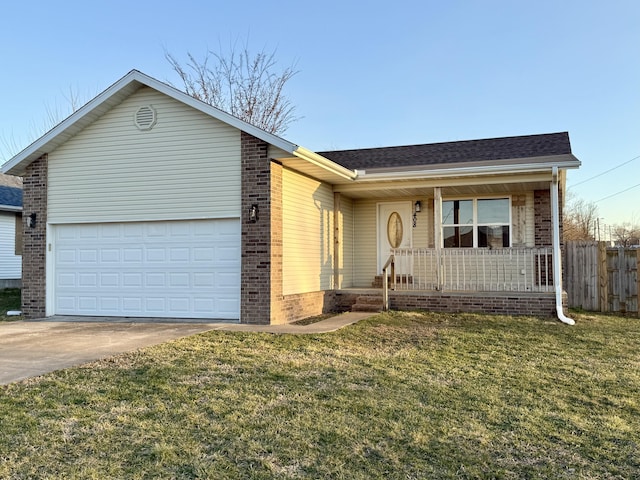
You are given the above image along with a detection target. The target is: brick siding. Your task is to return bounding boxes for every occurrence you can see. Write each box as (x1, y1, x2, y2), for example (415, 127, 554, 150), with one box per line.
(21, 154, 48, 318)
(281, 291, 336, 323)
(240, 132, 273, 324)
(534, 189, 552, 246)
(336, 291, 560, 317)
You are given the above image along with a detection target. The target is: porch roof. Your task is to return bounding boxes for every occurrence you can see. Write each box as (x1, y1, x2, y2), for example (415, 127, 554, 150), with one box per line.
(318, 132, 575, 171)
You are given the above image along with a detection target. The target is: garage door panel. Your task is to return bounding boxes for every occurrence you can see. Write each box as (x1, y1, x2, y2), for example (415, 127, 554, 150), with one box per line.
(54, 219, 240, 319)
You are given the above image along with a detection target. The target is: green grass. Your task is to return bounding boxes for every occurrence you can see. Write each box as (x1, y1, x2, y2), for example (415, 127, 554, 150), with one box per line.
(0, 288, 20, 321)
(1, 311, 639, 479)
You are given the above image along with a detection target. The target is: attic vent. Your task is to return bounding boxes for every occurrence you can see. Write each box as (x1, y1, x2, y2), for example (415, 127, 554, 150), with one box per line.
(134, 105, 157, 131)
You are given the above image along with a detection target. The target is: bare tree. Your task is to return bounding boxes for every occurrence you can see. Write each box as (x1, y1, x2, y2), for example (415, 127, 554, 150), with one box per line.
(563, 193, 599, 241)
(612, 222, 640, 246)
(1, 85, 91, 161)
(166, 43, 299, 135)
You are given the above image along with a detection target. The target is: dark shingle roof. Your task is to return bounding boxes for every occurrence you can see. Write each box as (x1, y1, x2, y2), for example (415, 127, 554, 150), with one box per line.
(0, 186, 23, 208)
(318, 132, 572, 170)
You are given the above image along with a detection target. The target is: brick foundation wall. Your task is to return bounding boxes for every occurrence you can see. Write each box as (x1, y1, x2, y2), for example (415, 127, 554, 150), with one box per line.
(281, 291, 337, 323)
(335, 290, 559, 317)
(21, 154, 48, 319)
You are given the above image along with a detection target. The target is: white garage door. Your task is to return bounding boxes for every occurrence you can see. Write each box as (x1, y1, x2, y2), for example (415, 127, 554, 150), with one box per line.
(53, 219, 240, 319)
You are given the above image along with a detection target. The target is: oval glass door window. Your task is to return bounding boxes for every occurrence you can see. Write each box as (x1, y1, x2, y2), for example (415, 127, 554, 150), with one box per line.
(387, 212, 403, 248)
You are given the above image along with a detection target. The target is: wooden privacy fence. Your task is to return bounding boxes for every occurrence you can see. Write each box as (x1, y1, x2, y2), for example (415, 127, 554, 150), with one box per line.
(565, 241, 639, 315)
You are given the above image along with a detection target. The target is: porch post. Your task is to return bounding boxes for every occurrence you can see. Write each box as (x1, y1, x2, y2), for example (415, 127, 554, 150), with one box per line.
(434, 187, 443, 290)
(333, 192, 341, 289)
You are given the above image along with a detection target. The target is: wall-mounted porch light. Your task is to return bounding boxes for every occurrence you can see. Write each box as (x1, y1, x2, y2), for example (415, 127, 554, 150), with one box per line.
(413, 201, 421, 228)
(27, 213, 37, 229)
(249, 204, 259, 223)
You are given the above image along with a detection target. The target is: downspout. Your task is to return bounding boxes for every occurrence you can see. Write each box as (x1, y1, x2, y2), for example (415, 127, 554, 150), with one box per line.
(551, 166, 575, 325)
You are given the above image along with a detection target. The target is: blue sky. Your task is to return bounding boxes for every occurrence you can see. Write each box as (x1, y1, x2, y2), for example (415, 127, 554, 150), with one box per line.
(1, 0, 638, 227)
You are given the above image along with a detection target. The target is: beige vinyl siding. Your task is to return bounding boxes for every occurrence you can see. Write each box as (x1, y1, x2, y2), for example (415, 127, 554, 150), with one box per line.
(412, 197, 430, 248)
(48, 87, 241, 223)
(282, 168, 334, 295)
(337, 195, 354, 288)
(352, 199, 377, 287)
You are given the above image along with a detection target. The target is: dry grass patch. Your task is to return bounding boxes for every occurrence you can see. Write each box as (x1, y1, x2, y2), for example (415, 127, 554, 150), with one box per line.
(1, 311, 639, 479)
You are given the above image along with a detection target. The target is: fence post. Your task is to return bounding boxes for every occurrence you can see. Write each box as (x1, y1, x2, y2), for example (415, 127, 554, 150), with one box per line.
(598, 241, 608, 312)
(618, 247, 627, 313)
(637, 249, 640, 318)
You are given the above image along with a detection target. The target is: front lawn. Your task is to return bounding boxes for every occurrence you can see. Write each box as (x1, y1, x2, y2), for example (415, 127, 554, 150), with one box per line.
(1, 311, 638, 479)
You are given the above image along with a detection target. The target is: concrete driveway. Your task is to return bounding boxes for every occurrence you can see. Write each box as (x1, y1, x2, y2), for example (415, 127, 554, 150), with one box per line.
(0, 320, 220, 385)
(0, 312, 372, 385)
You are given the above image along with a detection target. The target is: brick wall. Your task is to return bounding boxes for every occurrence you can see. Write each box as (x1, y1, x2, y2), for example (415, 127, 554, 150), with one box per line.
(240, 132, 272, 324)
(21, 154, 48, 318)
(335, 291, 559, 317)
(281, 291, 336, 323)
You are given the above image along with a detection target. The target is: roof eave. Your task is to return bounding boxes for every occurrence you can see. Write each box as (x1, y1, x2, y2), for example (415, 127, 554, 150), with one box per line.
(354, 154, 580, 182)
(293, 146, 358, 181)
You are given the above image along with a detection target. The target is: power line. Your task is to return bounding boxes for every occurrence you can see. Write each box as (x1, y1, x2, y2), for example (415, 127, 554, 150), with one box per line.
(571, 154, 640, 187)
(594, 182, 640, 203)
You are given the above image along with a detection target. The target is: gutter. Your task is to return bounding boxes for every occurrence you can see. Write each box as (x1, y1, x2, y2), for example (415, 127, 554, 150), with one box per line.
(293, 146, 358, 181)
(551, 166, 575, 325)
(353, 160, 580, 182)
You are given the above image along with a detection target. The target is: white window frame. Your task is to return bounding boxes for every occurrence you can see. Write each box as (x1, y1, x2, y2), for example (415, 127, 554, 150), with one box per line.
(441, 196, 512, 248)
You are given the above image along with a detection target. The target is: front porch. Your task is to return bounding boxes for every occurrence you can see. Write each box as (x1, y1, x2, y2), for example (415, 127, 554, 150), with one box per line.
(335, 246, 559, 317)
(382, 246, 554, 293)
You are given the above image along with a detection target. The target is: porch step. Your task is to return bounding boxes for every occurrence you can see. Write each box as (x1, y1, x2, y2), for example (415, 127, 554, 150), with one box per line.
(351, 294, 384, 312)
(372, 275, 413, 288)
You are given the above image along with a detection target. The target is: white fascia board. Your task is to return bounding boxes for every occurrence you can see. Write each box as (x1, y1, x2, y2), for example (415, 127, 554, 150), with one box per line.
(354, 159, 580, 182)
(293, 146, 358, 181)
(2, 70, 299, 175)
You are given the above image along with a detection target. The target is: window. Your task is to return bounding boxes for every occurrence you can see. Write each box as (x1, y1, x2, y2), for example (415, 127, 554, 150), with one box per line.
(442, 198, 510, 248)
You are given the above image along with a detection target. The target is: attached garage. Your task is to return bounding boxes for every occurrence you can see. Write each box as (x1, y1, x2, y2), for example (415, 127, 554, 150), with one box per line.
(52, 219, 240, 319)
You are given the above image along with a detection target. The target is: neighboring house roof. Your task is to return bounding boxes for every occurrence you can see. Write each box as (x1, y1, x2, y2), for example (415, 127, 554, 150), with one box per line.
(319, 132, 573, 171)
(0, 185, 22, 212)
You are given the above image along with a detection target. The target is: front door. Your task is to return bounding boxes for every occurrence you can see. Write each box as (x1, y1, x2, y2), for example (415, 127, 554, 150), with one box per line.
(377, 202, 413, 274)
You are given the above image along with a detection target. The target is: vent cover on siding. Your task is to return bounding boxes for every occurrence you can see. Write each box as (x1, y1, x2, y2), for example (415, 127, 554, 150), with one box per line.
(134, 105, 157, 130)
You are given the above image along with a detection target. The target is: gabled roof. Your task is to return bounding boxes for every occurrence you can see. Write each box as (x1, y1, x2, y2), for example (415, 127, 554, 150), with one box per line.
(1, 70, 301, 176)
(319, 132, 575, 171)
(1, 69, 579, 184)
(0, 185, 22, 211)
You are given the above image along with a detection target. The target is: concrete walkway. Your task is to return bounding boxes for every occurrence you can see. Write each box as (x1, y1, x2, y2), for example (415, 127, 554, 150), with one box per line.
(0, 312, 375, 385)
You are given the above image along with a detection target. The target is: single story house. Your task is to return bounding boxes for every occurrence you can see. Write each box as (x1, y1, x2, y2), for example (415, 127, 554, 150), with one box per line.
(2, 70, 580, 325)
(0, 180, 22, 288)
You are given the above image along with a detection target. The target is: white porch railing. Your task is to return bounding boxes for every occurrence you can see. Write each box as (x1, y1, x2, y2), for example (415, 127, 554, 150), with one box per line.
(384, 247, 553, 296)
